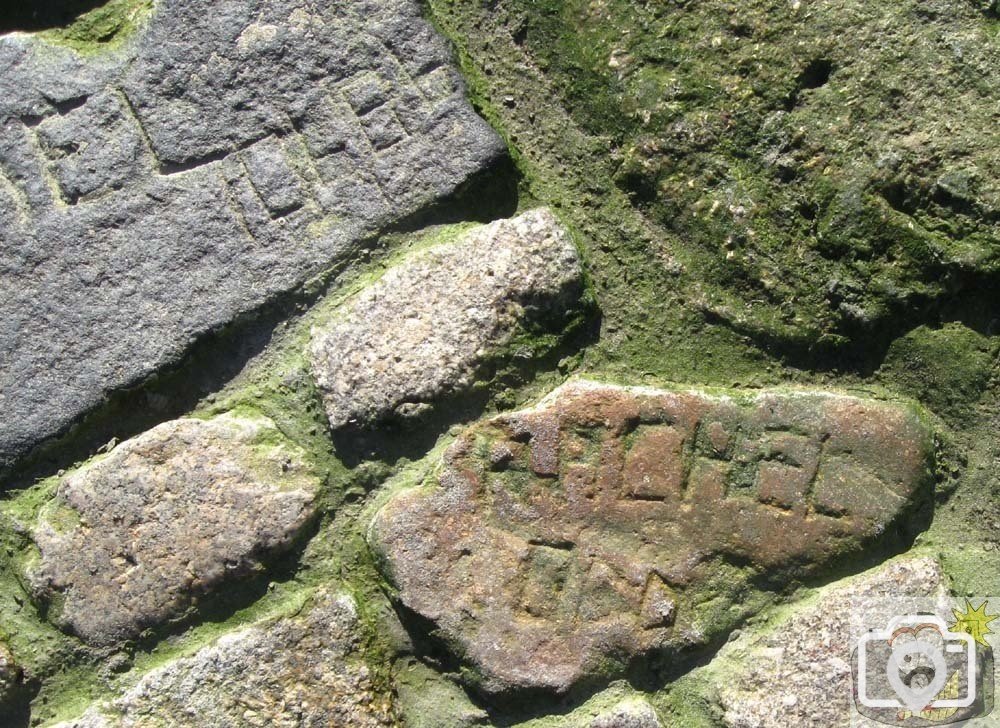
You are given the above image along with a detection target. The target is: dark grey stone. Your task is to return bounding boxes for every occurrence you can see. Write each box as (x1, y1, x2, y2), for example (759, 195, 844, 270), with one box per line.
(0, 0, 505, 474)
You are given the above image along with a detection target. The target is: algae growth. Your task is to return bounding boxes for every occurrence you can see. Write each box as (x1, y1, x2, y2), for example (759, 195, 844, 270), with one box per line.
(0, 0, 998, 725)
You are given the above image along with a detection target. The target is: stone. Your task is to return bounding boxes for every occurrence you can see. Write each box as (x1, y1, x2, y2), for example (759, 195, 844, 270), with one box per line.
(51, 715, 110, 728)
(713, 556, 949, 728)
(369, 380, 934, 695)
(53, 591, 396, 727)
(590, 698, 663, 728)
(28, 412, 320, 646)
(0, 0, 505, 474)
(308, 208, 583, 429)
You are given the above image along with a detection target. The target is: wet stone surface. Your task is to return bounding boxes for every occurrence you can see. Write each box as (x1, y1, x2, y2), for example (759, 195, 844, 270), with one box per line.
(370, 380, 935, 695)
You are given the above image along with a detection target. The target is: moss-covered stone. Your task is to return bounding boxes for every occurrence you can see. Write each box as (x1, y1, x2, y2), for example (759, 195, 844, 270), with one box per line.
(37, 0, 152, 53)
(428, 0, 1000, 370)
(877, 323, 996, 425)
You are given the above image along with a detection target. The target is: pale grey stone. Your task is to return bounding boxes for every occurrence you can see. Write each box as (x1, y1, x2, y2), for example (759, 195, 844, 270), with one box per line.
(51, 714, 111, 728)
(27, 413, 320, 646)
(714, 556, 948, 728)
(52, 592, 395, 728)
(590, 698, 663, 728)
(308, 207, 583, 429)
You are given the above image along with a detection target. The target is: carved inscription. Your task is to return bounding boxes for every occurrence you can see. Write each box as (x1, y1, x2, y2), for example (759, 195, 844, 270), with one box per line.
(370, 381, 934, 694)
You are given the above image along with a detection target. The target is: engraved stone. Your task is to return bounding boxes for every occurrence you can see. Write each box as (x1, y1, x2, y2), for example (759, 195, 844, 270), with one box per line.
(0, 0, 504, 474)
(369, 380, 935, 694)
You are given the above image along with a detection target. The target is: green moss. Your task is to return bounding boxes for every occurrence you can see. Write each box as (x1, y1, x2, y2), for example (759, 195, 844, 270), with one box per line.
(1, 0, 997, 723)
(653, 673, 722, 728)
(0, 481, 87, 725)
(38, 0, 153, 54)
(877, 323, 996, 426)
(430, 0, 1000, 374)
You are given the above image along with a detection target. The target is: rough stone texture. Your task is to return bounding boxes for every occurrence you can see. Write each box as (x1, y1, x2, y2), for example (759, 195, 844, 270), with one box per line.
(0, 0, 505, 473)
(53, 591, 396, 728)
(477, 0, 1000, 357)
(28, 412, 319, 646)
(590, 698, 663, 728)
(393, 658, 490, 728)
(370, 380, 934, 694)
(50, 715, 110, 728)
(714, 556, 948, 728)
(308, 207, 583, 429)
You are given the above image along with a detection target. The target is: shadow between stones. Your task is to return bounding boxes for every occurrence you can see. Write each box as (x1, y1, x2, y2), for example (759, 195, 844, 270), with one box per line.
(2, 677, 38, 728)
(384, 154, 521, 234)
(0, 151, 522, 491)
(0, 0, 108, 33)
(388, 599, 613, 727)
(706, 267, 1000, 378)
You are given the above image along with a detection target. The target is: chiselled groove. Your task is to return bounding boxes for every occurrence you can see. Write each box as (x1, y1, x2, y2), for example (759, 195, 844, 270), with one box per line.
(371, 381, 934, 695)
(681, 418, 700, 495)
(18, 123, 68, 208)
(239, 157, 274, 213)
(802, 431, 829, 506)
(114, 88, 161, 171)
(527, 538, 575, 551)
(159, 147, 237, 176)
(0, 162, 31, 224)
(280, 120, 325, 199)
(216, 168, 259, 246)
(155, 129, 291, 177)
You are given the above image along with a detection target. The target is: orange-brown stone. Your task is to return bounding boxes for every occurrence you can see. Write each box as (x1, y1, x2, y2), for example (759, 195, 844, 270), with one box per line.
(370, 380, 934, 695)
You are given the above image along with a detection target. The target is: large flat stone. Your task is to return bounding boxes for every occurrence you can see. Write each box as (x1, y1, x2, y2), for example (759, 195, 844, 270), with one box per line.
(53, 591, 396, 727)
(308, 208, 583, 429)
(27, 412, 319, 646)
(0, 0, 504, 474)
(370, 380, 935, 695)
